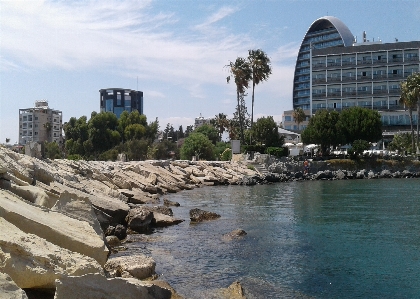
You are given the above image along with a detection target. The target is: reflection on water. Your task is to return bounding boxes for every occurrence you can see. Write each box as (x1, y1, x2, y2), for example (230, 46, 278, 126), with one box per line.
(124, 179, 420, 298)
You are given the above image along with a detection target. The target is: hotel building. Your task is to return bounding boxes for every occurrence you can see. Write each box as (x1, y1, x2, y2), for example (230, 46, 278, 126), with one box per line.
(283, 16, 420, 132)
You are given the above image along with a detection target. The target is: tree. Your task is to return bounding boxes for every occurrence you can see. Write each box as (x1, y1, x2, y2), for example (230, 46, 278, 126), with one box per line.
(185, 125, 194, 138)
(301, 110, 343, 155)
(292, 108, 306, 131)
(180, 133, 215, 160)
(248, 49, 272, 128)
(348, 139, 370, 158)
(399, 81, 416, 152)
(44, 141, 62, 159)
(195, 124, 219, 144)
(251, 116, 283, 147)
(211, 113, 228, 140)
(388, 132, 413, 154)
(88, 112, 120, 155)
(226, 57, 252, 144)
(337, 107, 382, 144)
(405, 73, 420, 150)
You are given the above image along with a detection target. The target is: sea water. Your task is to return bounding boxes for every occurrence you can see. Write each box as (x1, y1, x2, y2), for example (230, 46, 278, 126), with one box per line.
(126, 179, 420, 298)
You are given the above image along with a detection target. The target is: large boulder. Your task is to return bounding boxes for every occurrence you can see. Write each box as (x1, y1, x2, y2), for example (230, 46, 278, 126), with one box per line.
(51, 190, 105, 237)
(152, 212, 184, 227)
(104, 254, 156, 279)
(0, 273, 28, 299)
(54, 274, 171, 299)
(0, 218, 103, 289)
(125, 207, 154, 233)
(189, 208, 221, 222)
(0, 190, 109, 266)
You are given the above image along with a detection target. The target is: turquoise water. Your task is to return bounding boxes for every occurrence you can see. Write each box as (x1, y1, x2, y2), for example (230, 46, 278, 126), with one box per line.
(128, 179, 420, 298)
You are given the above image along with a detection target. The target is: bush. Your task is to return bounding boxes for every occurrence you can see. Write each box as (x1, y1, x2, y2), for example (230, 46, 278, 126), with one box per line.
(180, 133, 215, 160)
(98, 149, 119, 161)
(220, 148, 232, 161)
(66, 154, 83, 160)
(265, 147, 287, 158)
(244, 144, 266, 154)
(348, 139, 370, 159)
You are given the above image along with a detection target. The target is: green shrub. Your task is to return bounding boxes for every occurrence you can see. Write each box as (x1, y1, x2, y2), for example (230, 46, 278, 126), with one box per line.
(247, 165, 255, 171)
(265, 147, 287, 158)
(67, 154, 83, 161)
(220, 148, 232, 161)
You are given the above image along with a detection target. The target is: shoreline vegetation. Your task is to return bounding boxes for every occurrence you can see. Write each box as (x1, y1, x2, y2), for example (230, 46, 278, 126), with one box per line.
(1, 146, 420, 298)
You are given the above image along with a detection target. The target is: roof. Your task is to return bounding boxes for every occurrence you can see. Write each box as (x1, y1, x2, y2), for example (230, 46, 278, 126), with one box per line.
(306, 16, 354, 47)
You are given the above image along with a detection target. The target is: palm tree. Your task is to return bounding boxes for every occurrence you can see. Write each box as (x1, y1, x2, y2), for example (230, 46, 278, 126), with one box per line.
(399, 81, 416, 152)
(213, 113, 228, 141)
(226, 57, 252, 143)
(405, 73, 420, 151)
(247, 49, 272, 128)
(292, 108, 306, 131)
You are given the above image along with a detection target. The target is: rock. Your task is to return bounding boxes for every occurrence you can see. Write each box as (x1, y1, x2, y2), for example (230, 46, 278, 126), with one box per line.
(51, 190, 105, 237)
(150, 205, 173, 216)
(54, 273, 171, 299)
(152, 212, 184, 227)
(106, 236, 121, 247)
(105, 254, 156, 279)
(189, 208, 221, 222)
(0, 272, 28, 299)
(163, 198, 180, 207)
(224, 281, 246, 299)
(379, 169, 392, 178)
(222, 229, 247, 241)
(0, 218, 103, 289)
(367, 170, 377, 179)
(335, 170, 346, 180)
(240, 176, 257, 186)
(8, 184, 58, 208)
(125, 207, 154, 233)
(114, 224, 127, 240)
(0, 190, 109, 266)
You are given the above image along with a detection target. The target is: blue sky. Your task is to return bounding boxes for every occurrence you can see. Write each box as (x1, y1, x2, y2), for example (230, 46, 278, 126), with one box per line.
(1, 0, 419, 144)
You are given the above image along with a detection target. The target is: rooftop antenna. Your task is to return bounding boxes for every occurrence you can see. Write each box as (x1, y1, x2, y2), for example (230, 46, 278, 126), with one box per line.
(395, 38, 398, 42)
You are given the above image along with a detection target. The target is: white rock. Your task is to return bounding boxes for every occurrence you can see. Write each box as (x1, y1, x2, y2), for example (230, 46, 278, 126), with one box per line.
(0, 272, 28, 299)
(105, 254, 156, 280)
(0, 218, 103, 289)
(54, 273, 172, 299)
(0, 190, 109, 266)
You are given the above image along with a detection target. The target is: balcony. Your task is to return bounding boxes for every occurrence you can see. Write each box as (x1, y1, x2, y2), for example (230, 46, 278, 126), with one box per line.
(326, 77, 341, 83)
(357, 75, 373, 81)
(312, 93, 326, 98)
(342, 76, 356, 82)
(372, 59, 387, 65)
(372, 89, 389, 96)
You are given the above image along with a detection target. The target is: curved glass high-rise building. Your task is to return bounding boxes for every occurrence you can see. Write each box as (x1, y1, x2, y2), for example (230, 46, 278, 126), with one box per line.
(292, 16, 354, 112)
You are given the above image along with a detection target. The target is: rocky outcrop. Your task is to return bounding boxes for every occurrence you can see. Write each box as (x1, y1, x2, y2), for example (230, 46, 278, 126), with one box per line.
(0, 273, 28, 299)
(54, 273, 172, 299)
(189, 208, 221, 222)
(105, 254, 156, 280)
(0, 218, 103, 289)
(0, 190, 109, 266)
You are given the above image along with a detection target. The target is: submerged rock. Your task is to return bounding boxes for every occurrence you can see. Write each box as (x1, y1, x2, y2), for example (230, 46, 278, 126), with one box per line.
(189, 208, 221, 222)
(222, 229, 247, 241)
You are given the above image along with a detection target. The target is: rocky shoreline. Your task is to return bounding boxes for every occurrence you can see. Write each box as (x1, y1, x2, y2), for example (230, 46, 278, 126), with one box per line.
(1, 146, 420, 299)
(0, 146, 257, 299)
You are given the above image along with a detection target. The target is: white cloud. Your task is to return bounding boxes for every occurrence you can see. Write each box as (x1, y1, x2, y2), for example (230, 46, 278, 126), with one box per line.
(194, 6, 237, 30)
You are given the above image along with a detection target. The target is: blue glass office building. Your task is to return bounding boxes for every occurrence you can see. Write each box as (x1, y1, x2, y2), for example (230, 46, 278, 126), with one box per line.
(99, 88, 143, 118)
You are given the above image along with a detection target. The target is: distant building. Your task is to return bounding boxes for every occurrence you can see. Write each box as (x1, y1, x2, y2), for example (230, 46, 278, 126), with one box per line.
(284, 16, 420, 132)
(99, 88, 143, 118)
(194, 114, 210, 129)
(19, 100, 63, 145)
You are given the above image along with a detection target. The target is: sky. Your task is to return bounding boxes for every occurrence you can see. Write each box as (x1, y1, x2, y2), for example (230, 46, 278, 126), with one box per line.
(1, 0, 420, 144)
